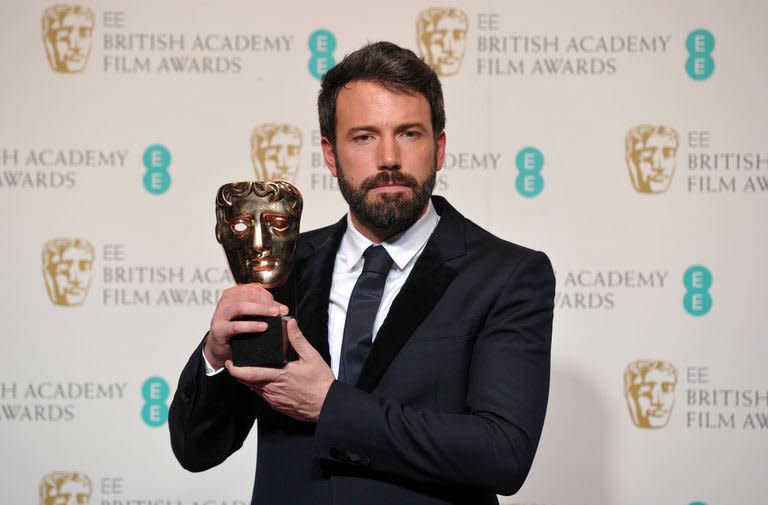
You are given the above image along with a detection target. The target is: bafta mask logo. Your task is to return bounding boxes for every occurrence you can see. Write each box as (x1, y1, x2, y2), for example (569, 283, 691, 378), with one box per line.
(416, 8, 469, 77)
(625, 125, 679, 194)
(250, 124, 303, 182)
(216, 181, 302, 287)
(42, 5, 95, 73)
(624, 360, 678, 429)
(42, 238, 95, 306)
(39, 472, 92, 505)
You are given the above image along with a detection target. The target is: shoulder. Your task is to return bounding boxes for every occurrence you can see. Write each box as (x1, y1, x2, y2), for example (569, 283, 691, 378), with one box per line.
(434, 196, 551, 273)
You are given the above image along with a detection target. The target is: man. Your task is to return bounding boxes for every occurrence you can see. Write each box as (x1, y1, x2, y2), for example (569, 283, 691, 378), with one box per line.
(170, 42, 554, 505)
(625, 125, 679, 194)
(624, 360, 678, 429)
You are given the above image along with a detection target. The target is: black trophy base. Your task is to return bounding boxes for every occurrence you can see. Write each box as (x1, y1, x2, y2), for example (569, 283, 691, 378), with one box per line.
(231, 316, 288, 367)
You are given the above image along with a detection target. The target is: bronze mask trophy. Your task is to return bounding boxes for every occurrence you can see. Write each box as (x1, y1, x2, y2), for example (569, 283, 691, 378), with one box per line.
(215, 180, 302, 367)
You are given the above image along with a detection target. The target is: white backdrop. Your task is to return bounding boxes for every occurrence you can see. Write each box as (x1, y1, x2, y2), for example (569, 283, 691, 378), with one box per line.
(1, 1, 767, 504)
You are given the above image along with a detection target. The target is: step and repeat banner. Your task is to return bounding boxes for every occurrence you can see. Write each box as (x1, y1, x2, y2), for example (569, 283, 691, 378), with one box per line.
(1, 1, 766, 504)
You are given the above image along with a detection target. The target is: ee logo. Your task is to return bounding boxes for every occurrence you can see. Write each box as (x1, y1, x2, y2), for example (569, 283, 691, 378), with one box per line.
(685, 29, 715, 81)
(683, 265, 712, 316)
(142, 144, 171, 195)
(308, 29, 336, 80)
(515, 147, 544, 198)
(141, 376, 169, 428)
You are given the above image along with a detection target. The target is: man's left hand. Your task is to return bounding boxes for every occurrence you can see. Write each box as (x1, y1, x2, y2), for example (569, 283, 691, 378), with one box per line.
(226, 318, 335, 422)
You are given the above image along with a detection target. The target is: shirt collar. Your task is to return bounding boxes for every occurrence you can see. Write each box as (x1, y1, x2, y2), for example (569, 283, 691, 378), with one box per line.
(338, 199, 440, 272)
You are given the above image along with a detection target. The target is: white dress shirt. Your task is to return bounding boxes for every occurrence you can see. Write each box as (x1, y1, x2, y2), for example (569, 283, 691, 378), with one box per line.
(204, 201, 440, 376)
(327, 201, 439, 377)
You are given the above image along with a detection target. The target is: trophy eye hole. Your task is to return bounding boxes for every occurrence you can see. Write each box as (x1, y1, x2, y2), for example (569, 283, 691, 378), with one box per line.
(232, 222, 249, 234)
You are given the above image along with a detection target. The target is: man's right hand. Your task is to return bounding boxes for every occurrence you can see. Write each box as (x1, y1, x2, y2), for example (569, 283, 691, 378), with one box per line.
(204, 284, 289, 370)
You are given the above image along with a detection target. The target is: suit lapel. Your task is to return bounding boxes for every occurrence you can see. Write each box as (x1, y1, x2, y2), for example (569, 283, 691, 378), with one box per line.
(294, 218, 346, 365)
(356, 196, 466, 392)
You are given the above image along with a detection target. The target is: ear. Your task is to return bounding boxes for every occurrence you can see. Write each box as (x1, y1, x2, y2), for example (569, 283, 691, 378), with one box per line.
(321, 137, 338, 177)
(435, 130, 446, 172)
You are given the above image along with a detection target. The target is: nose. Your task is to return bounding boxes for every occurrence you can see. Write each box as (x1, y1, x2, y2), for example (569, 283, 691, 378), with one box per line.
(650, 385, 661, 405)
(444, 33, 455, 53)
(651, 150, 663, 172)
(253, 222, 264, 251)
(67, 265, 81, 286)
(378, 135, 400, 170)
(69, 31, 81, 51)
(277, 146, 287, 170)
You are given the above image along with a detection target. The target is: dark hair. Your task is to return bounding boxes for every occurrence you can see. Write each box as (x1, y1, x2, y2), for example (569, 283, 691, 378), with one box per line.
(318, 41, 445, 145)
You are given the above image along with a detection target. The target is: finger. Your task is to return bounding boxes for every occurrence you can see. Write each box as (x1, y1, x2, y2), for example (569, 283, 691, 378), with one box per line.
(285, 318, 318, 361)
(222, 301, 282, 321)
(210, 319, 268, 342)
(226, 360, 282, 383)
(240, 284, 289, 314)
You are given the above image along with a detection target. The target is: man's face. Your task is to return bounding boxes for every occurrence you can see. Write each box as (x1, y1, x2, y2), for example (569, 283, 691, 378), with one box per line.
(629, 368, 677, 428)
(44, 242, 94, 306)
(217, 194, 299, 287)
(43, 478, 91, 505)
(322, 80, 445, 237)
(421, 13, 467, 76)
(628, 133, 677, 193)
(44, 10, 94, 73)
(254, 129, 302, 180)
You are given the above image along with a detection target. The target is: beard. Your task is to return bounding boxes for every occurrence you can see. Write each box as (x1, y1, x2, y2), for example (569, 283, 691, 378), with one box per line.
(337, 162, 436, 233)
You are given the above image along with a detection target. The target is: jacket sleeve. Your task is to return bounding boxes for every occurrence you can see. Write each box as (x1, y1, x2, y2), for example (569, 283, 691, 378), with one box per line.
(168, 336, 260, 472)
(312, 250, 554, 495)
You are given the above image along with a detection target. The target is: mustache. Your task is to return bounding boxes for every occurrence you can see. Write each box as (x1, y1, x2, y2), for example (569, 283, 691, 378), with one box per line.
(360, 171, 419, 192)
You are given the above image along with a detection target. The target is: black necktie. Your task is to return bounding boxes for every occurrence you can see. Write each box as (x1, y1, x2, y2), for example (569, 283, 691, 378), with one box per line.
(339, 245, 393, 384)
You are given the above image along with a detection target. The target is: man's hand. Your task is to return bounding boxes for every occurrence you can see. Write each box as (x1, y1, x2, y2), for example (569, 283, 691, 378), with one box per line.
(226, 318, 334, 422)
(205, 284, 289, 370)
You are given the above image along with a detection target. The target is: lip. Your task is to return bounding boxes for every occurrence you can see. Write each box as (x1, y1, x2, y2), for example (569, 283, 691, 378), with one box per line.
(249, 260, 276, 272)
(370, 184, 409, 193)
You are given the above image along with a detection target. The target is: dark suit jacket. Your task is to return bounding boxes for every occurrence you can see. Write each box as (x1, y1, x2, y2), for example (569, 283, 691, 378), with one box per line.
(169, 196, 555, 505)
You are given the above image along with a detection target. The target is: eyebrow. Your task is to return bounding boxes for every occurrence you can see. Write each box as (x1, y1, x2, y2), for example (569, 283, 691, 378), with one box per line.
(347, 122, 429, 134)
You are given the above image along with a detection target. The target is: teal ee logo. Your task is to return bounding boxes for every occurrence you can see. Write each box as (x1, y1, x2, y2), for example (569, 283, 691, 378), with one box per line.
(515, 147, 544, 198)
(142, 144, 171, 195)
(683, 265, 712, 316)
(685, 29, 715, 81)
(141, 376, 169, 427)
(308, 29, 336, 80)
(689, 502, 707, 505)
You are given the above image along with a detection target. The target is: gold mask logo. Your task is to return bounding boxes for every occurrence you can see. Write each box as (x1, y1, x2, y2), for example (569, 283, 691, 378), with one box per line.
(624, 360, 678, 429)
(416, 8, 469, 77)
(42, 4, 95, 73)
(42, 238, 95, 306)
(39, 472, 92, 505)
(250, 124, 303, 182)
(625, 125, 679, 194)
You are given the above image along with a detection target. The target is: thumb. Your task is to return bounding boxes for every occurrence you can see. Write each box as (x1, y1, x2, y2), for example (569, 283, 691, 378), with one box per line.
(286, 318, 318, 360)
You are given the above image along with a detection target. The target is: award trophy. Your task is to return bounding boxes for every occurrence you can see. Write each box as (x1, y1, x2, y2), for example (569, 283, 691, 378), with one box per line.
(215, 180, 302, 367)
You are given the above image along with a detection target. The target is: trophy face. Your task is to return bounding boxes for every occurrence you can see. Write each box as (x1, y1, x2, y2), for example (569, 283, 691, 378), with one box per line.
(625, 125, 679, 194)
(215, 181, 302, 287)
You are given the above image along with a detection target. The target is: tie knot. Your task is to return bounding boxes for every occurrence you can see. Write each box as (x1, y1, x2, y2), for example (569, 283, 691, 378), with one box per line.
(362, 245, 393, 275)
